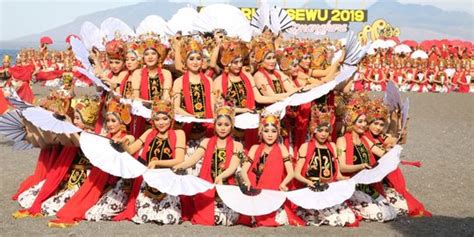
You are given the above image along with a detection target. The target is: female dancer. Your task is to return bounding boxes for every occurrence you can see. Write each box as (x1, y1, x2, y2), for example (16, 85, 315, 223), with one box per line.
(173, 105, 243, 226)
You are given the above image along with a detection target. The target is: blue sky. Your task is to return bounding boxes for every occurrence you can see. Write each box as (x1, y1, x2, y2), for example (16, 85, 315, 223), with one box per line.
(0, 0, 472, 41)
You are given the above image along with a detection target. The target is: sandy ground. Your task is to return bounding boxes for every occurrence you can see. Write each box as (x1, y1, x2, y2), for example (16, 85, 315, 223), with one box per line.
(0, 86, 473, 236)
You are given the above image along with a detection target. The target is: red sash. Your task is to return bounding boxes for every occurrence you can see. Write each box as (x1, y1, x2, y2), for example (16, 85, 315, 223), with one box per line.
(192, 136, 234, 225)
(182, 71, 213, 118)
(140, 67, 164, 100)
(259, 68, 285, 93)
(12, 146, 61, 200)
(221, 72, 256, 110)
(25, 147, 79, 214)
(301, 140, 339, 183)
(113, 129, 177, 221)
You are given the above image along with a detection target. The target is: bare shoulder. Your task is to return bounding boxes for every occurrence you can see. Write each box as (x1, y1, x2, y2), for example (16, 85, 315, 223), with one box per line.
(233, 140, 244, 151)
(278, 144, 289, 156)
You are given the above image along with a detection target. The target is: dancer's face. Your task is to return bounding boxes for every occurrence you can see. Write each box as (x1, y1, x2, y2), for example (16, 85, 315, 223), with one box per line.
(261, 124, 278, 145)
(109, 59, 124, 74)
(152, 113, 172, 133)
(262, 52, 277, 71)
(314, 125, 330, 144)
(299, 55, 311, 70)
(144, 49, 159, 67)
(125, 52, 140, 71)
(215, 116, 232, 139)
(353, 115, 367, 134)
(229, 57, 243, 75)
(106, 114, 121, 134)
(369, 119, 385, 136)
(186, 53, 203, 73)
(73, 111, 86, 130)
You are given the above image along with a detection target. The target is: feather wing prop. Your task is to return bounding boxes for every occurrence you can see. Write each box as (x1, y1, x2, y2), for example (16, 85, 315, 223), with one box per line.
(22, 107, 82, 134)
(80, 21, 104, 50)
(384, 80, 402, 112)
(286, 179, 356, 210)
(100, 17, 135, 42)
(193, 4, 252, 41)
(70, 37, 92, 71)
(166, 7, 199, 35)
(0, 109, 27, 142)
(6, 97, 33, 111)
(75, 67, 110, 91)
(79, 132, 147, 178)
(215, 184, 286, 216)
(142, 169, 214, 196)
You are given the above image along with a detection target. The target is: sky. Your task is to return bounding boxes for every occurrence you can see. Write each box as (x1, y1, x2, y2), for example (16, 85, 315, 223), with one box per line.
(0, 0, 472, 41)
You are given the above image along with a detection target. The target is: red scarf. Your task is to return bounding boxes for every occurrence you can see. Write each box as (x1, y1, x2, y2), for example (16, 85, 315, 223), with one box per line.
(182, 71, 213, 118)
(246, 143, 304, 227)
(50, 132, 128, 224)
(139, 67, 164, 100)
(259, 68, 285, 93)
(343, 132, 385, 196)
(192, 136, 234, 225)
(113, 129, 177, 221)
(11, 146, 61, 200)
(118, 71, 131, 96)
(301, 139, 338, 183)
(222, 72, 258, 150)
(35, 70, 64, 81)
(25, 146, 79, 214)
(221, 72, 256, 110)
(8, 64, 35, 81)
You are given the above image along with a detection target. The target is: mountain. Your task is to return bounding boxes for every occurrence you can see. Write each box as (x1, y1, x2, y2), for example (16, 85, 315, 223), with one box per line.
(1, 0, 472, 49)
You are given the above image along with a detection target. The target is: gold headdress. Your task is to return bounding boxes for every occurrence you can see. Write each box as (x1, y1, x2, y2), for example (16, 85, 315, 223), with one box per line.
(133, 34, 169, 64)
(106, 98, 131, 125)
(259, 111, 281, 133)
(219, 38, 248, 67)
(75, 96, 100, 129)
(366, 98, 388, 123)
(3, 55, 11, 63)
(180, 37, 203, 62)
(309, 104, 333, 133)
(41, 90, 73, 116)
(251, 38, 275, 63)
(341, 93, 369, 130)
(151, 98, 174, 119)
(277, 44, 303, 71)
(105, 39, 127, 60)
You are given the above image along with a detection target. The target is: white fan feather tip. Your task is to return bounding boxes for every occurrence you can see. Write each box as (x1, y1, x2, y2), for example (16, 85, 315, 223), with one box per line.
(352, 145, 402, 185)
(193, 4, 252, 41)
(286, 179, 356, 210)
(167, 7, 199, 35)
(101, 17, 136, 42)
(136, 15, 169, 37)
(79, 132, 147, 178)
(22, 107, 82, 134)
(80, 21, 104, 50)
(250, 1, 271, 33)
(142, 169, 214, 196)
(70, 37, 92, 70)
(270, 6, 294, 33)
(215, 185, 286, 216)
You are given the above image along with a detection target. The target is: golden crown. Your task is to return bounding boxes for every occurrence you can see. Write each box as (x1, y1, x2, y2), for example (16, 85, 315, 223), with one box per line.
(105, 39, 127, 60)
(259, 111, 281, 131)
(41, 90, 73, 116)
(251, 38, 275, 63)
(151, 98, 174, 119)
(75, 97, 100, 128)
(219, 38, 248, 67)
(180, 37, 203, 61)
(3, 55, 11, 63)
(132, 34, 169, 64)
(309, 104, 333, 133)
(343, 93, 369, 128)
(366, 98, 389, 123)
(106, 98, 131, 125)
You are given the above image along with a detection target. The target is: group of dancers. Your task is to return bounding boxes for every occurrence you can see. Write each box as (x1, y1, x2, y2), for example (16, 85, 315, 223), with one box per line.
(0, 4, 433, 229)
